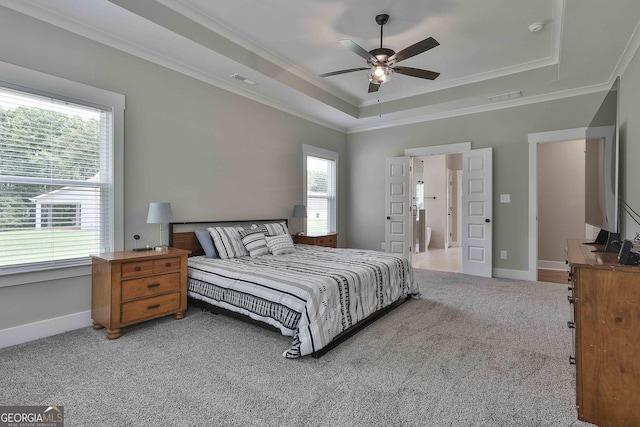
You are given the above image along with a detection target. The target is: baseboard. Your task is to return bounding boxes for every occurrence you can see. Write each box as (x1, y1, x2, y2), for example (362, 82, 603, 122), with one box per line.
(537, 260, 568, 271)
(492, 268, 529, 281)
(0, 310, 92, 349)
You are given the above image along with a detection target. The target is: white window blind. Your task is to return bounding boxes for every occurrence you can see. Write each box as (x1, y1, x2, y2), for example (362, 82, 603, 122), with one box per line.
(306, 154, 337, 234)
(0, 85, 114, 273)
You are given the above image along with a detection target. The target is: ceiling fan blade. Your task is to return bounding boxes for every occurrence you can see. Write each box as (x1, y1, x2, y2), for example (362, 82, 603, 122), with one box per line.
(393, 66, 440, 80)
(388, 37, 439, 64)
(339, 39, 378, 64)
(368, 82, 380, 93)
(320, 67, 370, 78)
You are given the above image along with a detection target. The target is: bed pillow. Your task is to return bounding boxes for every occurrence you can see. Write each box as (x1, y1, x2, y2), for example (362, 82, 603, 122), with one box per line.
(208, 226, 249, 259)
(266, 234, 296, 256)
(261, 221, 290, 236)
(194, 229, 218, 258)
(239, 229, 270, 257)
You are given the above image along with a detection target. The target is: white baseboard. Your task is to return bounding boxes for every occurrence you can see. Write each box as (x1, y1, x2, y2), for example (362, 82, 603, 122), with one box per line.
(0, 310, 92, 349)
(492, 268, 529, 281)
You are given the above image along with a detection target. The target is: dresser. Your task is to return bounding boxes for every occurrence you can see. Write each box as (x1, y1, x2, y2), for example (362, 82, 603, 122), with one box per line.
(293, 232, 338, 248)
(91, 247, 191, 339)
(567, 239, 640, 426)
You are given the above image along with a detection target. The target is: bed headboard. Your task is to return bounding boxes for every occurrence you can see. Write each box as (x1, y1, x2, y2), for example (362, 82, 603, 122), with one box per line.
(169, 219, 289, 256)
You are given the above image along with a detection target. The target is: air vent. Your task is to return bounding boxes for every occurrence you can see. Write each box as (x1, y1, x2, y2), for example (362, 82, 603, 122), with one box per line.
(230, 73, 257, 86)
(488, 91, 522, 103)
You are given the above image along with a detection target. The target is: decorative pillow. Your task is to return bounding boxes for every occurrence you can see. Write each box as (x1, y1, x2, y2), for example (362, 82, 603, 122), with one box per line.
(194, 229, 218, 258)
(239, 229, 269, 257)
(266, 234, 296, 256)
(207, 226, 249, 259)
(261, 221, 289, 236)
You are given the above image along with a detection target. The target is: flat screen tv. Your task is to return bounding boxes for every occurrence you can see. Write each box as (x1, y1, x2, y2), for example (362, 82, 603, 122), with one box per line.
(584, 76, 620, 244)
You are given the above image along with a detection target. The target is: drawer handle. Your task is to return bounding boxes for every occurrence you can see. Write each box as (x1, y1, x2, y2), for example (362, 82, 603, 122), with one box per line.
(569, 356, 576, 365)
(147, 283, 160, 289)
(567, 321, 575, 329)
(147, 304, 161, 310)
(567, 295, 574, 305)
(135, 266, 141, 272)
(165, 262, 172, 267)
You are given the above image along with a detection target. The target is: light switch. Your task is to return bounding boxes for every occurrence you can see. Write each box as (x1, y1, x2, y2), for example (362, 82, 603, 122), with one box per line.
(500, 194, 510, 203)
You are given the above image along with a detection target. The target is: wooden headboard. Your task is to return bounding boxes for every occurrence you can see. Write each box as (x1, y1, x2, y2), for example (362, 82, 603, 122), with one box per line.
(169, 219, 289, 256)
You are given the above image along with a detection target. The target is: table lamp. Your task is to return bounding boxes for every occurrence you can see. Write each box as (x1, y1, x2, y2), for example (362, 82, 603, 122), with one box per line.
(147, 202, 174, 250)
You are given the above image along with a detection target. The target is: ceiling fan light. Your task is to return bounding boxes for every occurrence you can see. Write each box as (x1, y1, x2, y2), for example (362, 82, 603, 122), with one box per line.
(368, 65, 393, 84)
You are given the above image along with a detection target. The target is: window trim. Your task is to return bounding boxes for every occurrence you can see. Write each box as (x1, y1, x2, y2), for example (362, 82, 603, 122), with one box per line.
(303, 144, 338, 234)
(0, 60, 124, 286)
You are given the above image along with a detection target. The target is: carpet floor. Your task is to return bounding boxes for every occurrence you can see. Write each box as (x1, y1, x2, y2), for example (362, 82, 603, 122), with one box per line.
(0, 269, 596, 426)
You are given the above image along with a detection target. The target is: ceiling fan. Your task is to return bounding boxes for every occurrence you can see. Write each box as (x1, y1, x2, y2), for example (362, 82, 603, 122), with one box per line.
(320, 14, 440, 93)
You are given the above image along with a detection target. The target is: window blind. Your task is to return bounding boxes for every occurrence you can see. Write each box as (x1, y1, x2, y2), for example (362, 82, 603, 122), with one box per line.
(0, 85, 114, 273)
(306, 155, 336, 234)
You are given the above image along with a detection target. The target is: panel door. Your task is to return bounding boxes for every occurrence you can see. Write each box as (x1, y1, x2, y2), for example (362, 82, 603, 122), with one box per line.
(462, 148, 493, 277)
(385, 157, 412, 259)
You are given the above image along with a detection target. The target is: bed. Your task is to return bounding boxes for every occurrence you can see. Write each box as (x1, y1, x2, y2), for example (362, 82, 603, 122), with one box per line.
(169, 220, 419, 358)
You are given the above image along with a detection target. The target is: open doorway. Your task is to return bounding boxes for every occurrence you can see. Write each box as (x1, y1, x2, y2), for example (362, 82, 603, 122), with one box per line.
(529, 128, 599, 282)
(411, 153, 463, 273)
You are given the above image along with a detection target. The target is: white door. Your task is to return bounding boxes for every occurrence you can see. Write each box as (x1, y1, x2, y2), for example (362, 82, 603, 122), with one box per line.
(385, 157, 412, 259)
(462, 148, 493, 277)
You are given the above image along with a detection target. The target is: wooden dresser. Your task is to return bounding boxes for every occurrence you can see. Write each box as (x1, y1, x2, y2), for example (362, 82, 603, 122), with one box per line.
(91, 247, 190, 339)
(567, 239, 640, 426)
(293, 232, 338, 248)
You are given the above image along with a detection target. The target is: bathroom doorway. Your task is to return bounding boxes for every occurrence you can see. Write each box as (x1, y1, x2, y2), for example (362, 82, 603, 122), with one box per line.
(412, 153, 463, 273)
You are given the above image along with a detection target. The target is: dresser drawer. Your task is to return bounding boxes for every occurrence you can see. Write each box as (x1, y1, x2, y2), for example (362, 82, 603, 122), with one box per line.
(153, 257, 181, 274)
(121, 260, 153, 278)
(121, 273, 181, 301)
(121, 292, 181, 324)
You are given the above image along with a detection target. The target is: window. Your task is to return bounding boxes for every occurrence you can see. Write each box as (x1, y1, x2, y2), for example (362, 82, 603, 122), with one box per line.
(303, 145, 338, 235)
(0, 73, 122, 276)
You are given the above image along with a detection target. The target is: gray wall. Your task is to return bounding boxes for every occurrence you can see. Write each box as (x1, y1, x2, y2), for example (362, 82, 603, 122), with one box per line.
(0, 8, 347, 330)
(346, 93, 613, 272)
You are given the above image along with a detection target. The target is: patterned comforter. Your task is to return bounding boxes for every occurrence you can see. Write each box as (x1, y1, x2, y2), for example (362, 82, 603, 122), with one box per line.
(187, 244, 419, 358)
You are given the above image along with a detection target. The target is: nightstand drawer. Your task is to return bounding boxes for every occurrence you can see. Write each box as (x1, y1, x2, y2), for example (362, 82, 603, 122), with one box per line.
(153, 257, 181, 274)
(121, 273, 181, 301)
(121, 292, 181, 324)
(121, 260, 154, 278)
(317, 236, 337, 247)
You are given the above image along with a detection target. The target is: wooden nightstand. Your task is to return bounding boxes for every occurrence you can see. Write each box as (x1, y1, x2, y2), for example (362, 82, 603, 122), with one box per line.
(293, 232, 338, 248)
(91, 247, 191, 339)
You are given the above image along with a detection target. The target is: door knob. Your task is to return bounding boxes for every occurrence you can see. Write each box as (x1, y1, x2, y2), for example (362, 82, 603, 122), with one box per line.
(485, 218, 491, 223)
(386, 216, 391, 220)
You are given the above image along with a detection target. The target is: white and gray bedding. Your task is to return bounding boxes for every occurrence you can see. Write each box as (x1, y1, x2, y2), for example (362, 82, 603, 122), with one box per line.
(187, 244, 419, 358)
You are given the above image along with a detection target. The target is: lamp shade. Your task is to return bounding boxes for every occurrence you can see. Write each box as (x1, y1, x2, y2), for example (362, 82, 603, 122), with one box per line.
(292, 204, 307, 218)
(146, 202, 174, 224)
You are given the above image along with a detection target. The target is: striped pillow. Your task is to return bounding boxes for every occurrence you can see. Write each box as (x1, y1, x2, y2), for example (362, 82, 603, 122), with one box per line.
(261, 221, 289, 236)
(207, 226, 249, 259)
(266, 234, 295, 256)
(239, 229, 269, 257)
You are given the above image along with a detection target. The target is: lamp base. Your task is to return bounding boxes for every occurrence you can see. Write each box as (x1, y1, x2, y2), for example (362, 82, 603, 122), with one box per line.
(154, 245, 169, 251)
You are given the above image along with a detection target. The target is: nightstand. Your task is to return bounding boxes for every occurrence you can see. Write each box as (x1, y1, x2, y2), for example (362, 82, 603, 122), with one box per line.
(91, 247, 190, 339)
(293, 232, 338, 248)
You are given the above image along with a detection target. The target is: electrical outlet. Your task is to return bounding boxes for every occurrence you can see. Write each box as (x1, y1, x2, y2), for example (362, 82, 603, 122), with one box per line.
(500, 250, 507, 259)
